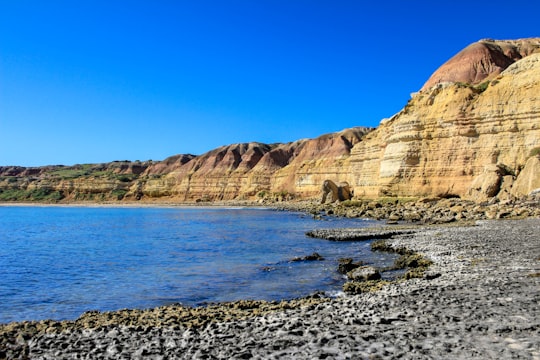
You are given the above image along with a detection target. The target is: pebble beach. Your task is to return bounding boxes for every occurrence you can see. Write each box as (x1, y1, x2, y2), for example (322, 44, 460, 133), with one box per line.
(1, 218, 539, 359)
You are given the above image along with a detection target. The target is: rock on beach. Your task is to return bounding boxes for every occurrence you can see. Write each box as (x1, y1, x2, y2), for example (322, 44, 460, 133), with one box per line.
(1, 219, 539, 359)
(346, 266, 381, 281)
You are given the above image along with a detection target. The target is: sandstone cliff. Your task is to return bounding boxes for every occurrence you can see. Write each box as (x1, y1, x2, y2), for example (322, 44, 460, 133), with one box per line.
(0, 128, 371, 202)
(0, 162, 151, 202)
(348, 38, 540, 201)
(1, 38, 539, 204)
(137, 127, 372, 201)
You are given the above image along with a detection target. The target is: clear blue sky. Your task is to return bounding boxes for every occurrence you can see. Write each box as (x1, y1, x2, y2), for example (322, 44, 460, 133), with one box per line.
(1, 1, 538, 166)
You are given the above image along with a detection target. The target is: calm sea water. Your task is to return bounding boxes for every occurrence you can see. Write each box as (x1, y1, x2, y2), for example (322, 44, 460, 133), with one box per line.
(0, 206, 398, 323)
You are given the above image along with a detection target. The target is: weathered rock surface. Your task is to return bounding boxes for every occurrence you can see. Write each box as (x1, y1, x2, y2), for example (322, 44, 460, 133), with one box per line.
(421, 38, 540, 90)
(348, 40, 540, 200)
(280, 194, 540, 223)
(138, 127, 371, 201)
(346, 266, 381, 281)
(306, 228, 415, 241)
(290, 252, 324, 262)
(337, 258, 364, 274)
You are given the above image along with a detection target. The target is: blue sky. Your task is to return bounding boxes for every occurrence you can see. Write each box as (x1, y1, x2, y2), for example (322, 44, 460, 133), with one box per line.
(1, 1, 539, 166)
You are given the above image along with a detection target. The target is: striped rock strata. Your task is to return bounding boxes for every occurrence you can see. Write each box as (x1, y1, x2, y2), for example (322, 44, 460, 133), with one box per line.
(137, 40, 540, 202)
(347, 39, 540, 201)
(137, 127, 371, 201)
(1, 39, 539, 203)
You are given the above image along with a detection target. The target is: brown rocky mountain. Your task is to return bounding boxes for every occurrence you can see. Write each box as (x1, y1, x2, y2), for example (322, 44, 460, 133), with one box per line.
(1, 38, 539, 203)
(421, 38, 540, 90)
(136, 127, 372, 201)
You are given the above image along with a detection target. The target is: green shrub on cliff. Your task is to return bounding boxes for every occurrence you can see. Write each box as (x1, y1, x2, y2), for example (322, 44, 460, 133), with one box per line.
(0, 189, 27, 201)
(474, 81, 490, 93)
(116, 174, 137, 182)
(50, 168, 90, 179)
(0, 188, 64, 202)
(111, 189, 128, 200)
(455, 81, 490, 93)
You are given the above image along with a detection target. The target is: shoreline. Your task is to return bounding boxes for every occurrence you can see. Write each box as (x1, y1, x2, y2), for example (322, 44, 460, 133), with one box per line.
(1, 218, 539, 359)
(3, 192, 538, 219)
(1, 193, 539, 224)
(0, 201, 274, 211)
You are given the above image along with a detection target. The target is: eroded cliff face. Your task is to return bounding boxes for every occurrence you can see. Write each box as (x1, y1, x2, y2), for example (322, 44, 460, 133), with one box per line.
(0, 162, 152, 202)
(421, 38, 540, 90)
(138, 127, 371, 201)
(1, 38, 539, 203)
(349, 40, 540, 200)
(260, 127, 369, 198)
(0, 128, 371, 202)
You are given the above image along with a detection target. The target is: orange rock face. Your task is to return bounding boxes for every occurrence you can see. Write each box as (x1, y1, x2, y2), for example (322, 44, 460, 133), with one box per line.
(117, 38, 540, 202)
(139, 127, 372, 201)
(348, 42, 540, 200)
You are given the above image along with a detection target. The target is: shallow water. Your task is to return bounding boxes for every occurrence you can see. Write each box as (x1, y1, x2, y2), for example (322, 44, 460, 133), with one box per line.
(0, 206, 398, 323)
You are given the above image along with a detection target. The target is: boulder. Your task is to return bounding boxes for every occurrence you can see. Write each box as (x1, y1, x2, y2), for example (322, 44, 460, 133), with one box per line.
(347, 266, 381, 281)
(529, 188, 540, 199)
(496, 175, 515, 201)
(511, 155, 540, 198)
(290, 252, 324, 262)
(388, 213, 401, 221)
(337, 258, 364, 274)
(402, 210, 422, 222)
(465, 164, 504, 202)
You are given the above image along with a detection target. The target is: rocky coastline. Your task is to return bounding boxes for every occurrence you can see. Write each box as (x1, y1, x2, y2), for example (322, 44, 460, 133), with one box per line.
(1, 212, 539, 359)
(2, 189, 539, 221)
(1, 35, 539, 359)
(275, 192, 540, 224)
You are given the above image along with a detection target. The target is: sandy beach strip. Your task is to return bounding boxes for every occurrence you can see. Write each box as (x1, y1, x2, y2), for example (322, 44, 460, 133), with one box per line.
(1, 218, 539, 359)
(0, 201, 274, 214)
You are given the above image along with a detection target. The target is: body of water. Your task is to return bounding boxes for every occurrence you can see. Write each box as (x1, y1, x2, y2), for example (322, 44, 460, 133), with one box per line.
(0, 206, 397, 323)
